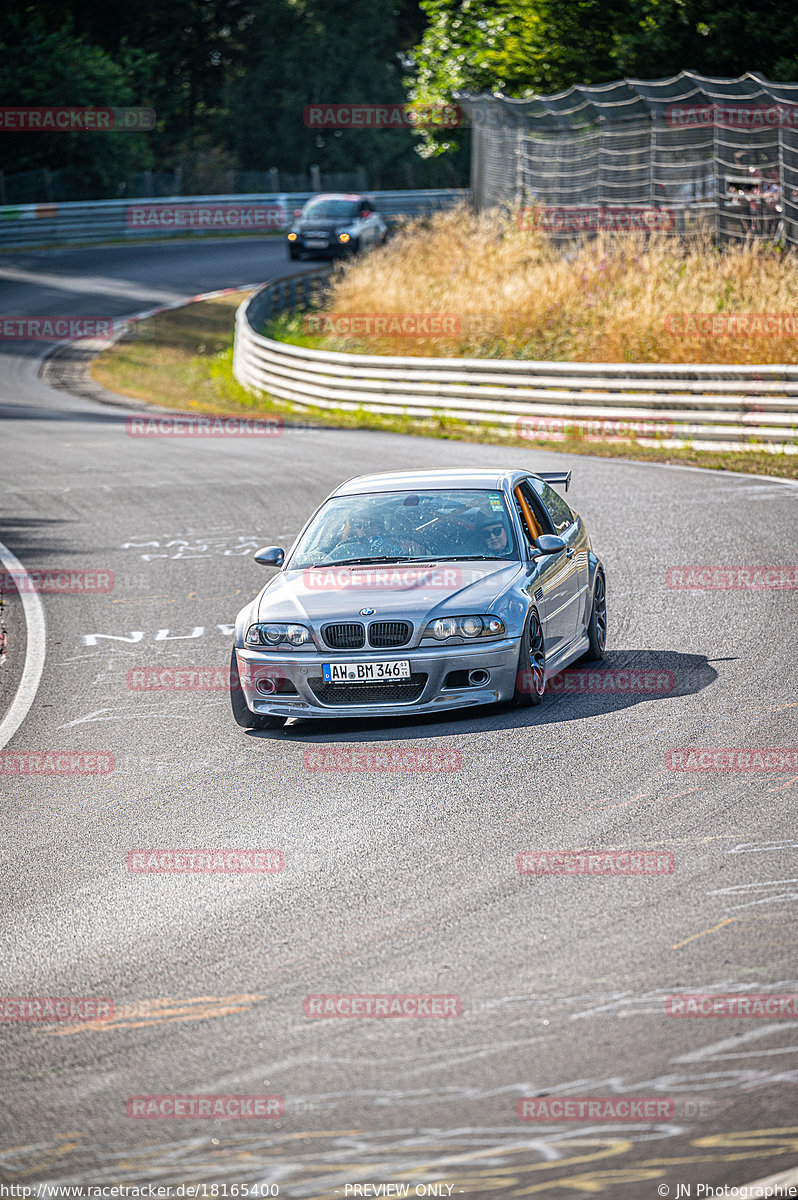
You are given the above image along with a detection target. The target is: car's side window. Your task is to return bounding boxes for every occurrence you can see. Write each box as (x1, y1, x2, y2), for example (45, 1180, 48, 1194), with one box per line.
(513, 484, 543, 552)
(518, 480, 555, 538)
(529, 478, 574, 535)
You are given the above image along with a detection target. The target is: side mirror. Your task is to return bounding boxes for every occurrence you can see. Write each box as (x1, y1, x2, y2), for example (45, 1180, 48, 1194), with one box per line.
(532, 534, 567, 556)
(254, 546, 284, 567)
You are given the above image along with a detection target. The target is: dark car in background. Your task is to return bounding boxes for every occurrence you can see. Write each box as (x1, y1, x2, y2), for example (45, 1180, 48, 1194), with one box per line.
(287, 193, 388, 260)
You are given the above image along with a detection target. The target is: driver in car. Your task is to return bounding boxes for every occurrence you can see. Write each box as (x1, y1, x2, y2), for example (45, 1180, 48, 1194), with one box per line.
(478, 514, 510, 555)
(332, 515, 405, 559)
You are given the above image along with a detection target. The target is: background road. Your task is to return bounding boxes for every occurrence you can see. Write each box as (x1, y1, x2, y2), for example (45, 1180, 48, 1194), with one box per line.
(1, 238, 797, 1196)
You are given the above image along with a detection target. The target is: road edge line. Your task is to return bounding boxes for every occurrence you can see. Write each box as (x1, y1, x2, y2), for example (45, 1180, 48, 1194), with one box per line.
(0, 542, 46, 752)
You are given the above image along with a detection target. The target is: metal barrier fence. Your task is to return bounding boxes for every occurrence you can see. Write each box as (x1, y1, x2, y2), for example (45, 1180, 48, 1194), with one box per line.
(233, 271, 798, 452)
(457, 71, 798, 245)
(0, 189, 466, 249)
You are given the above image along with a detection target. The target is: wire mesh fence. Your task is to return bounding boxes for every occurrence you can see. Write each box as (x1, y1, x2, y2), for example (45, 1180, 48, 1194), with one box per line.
(457, 71, 798, 245)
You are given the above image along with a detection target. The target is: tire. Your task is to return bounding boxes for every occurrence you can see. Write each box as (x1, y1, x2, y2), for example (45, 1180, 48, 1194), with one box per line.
(582, 570, 607, 662)
(512, 608, 546, 707)
(230, 647, 284, 730)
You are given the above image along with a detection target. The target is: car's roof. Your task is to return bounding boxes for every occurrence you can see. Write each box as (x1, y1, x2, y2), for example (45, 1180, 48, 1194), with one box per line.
(332, 469, 529, 496)
(307, 193, 363, 202)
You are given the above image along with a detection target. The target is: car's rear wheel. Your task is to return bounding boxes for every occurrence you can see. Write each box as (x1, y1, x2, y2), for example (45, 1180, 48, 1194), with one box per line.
(513, 609, 546, 706)
(582, 570, 607, 661)
(230, 647, 285, 730)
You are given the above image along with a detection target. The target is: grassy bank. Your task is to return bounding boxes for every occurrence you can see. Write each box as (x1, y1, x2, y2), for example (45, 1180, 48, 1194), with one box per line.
(90, 295, 797, 478)
(276, 207, 798, 363)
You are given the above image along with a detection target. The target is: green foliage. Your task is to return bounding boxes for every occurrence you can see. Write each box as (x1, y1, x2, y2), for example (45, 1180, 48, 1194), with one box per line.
(613, 0, 798, 80)
(0, 14, 154, 196)
(223, 0, 458, 184)
(406, 0, 798, 155)
(7, 0, 798, 190)
(407, 0, 625, 154)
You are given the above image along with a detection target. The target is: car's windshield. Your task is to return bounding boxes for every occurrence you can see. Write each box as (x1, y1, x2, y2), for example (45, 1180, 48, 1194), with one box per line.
(289, 489, 519, 568)
(302, 198, 359, 219)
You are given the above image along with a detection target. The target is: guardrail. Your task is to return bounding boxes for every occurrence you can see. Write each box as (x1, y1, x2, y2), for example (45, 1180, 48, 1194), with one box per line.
(0, 189, 466, 249)
(233, 271, 798, 451)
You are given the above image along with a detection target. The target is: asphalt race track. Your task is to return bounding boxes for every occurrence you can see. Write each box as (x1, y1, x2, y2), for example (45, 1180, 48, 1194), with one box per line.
(1, 237, 797, 1197)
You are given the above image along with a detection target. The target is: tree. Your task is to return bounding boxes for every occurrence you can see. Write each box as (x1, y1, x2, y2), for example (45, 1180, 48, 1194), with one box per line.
(0, 16, 153, 198)
(224, 0, 460, 185)
(25, 0, 258, 164)
(406, 0, 625, 155)
(613, 0, 798, 81)
(406, 0, 798, 158)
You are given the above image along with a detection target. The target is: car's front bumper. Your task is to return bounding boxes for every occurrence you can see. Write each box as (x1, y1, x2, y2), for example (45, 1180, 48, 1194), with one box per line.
(289, 237, 352, 258)
(236, 637, 520, 720)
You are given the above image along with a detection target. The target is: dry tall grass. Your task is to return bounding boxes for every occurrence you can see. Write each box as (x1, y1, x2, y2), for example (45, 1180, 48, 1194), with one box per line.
(317, 207, 798, 363)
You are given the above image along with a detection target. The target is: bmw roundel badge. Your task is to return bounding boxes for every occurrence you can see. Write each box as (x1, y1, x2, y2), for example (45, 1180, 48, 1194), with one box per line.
(360, 607, 375, 616)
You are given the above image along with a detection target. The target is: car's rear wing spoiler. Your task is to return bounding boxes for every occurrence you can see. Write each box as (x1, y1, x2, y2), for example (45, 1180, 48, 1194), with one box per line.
(537, 470, 571, 492)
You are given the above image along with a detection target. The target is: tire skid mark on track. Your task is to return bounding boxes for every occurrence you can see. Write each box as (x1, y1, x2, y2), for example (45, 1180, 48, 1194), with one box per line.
(4, 1126, 798, 1194)
(36, 993, 267, 1037)
(671, 918, 739, 950)
(767, 775, 798, 791)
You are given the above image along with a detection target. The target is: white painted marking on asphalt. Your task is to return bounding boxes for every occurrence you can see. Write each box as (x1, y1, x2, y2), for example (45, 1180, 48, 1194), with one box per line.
(80, 624, 235, 645)
(58, 707, 189, 728)
(81, 631, 145, 646)
(0, 539, 46, 752)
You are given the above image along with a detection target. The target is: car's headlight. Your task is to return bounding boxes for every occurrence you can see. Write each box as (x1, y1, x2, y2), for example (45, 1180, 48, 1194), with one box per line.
(338, 232, 350, 243)
(245, 623, 311, 648)
(423, 615, 505, 641)
(287, 232, 298, 241)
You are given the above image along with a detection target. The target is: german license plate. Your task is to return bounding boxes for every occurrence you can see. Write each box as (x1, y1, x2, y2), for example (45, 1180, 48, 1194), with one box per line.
(305, 238, 328, 248)
(322, 660, 411, 683)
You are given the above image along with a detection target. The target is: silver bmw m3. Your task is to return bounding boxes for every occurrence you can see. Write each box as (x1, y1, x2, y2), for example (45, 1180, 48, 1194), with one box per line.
(231, 468, 606, 729)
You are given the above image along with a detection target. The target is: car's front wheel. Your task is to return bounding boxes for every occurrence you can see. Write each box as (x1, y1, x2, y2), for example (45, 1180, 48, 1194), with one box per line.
(230, 647, 285, 730)
(583, 570, 607, 661)
(513, 609, 546, 706)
